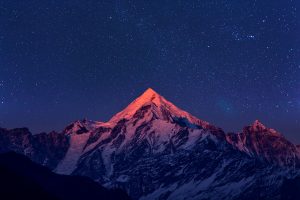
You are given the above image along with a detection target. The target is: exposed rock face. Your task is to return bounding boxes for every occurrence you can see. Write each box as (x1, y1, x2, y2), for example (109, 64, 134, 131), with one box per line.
(226, 120, 299, 167)
(0, 88, 299, 200)
(0, 127, 69, 169)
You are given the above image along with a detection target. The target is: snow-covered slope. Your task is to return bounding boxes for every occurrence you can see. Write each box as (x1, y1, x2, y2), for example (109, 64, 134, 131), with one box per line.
(55, 132, 91, 174)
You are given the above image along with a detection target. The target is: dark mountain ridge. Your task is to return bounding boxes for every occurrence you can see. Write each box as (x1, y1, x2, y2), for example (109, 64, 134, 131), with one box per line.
(0, 151, 131, 200)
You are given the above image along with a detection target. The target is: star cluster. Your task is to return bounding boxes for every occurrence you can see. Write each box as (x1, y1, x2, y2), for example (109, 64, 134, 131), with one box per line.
(0, 1, 299, 142)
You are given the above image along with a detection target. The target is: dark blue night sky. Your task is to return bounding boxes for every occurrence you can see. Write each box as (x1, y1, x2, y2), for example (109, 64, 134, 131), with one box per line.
(0, 1, 299, 142)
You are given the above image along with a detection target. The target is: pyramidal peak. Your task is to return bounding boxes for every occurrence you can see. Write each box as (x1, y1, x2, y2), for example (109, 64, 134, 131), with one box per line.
(108, 88, 211, 128)
(142, 87, 158, 96)
(109, 88, 178, 122)
(133, 87, 162, 106)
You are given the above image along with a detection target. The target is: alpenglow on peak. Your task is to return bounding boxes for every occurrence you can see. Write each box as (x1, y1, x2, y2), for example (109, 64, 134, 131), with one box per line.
(108, 88, 211, 128)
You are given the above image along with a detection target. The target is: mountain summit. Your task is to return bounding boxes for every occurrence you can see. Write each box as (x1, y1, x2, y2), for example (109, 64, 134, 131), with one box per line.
(226, 120, 298, 167)
(109, 88, 211, 129)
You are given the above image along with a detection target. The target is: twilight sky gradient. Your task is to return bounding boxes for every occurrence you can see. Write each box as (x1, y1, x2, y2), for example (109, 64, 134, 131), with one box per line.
(0, 1, 299, 142)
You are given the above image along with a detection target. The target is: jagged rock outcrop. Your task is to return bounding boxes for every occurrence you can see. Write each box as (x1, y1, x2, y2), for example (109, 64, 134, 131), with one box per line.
(226, 120, 300, 167)
(0, 127, 69, 169)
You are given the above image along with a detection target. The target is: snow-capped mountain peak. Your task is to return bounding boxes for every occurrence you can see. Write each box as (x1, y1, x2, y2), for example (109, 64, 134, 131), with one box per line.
(109, 88, 163, 122)
(108, 88, 211, 129)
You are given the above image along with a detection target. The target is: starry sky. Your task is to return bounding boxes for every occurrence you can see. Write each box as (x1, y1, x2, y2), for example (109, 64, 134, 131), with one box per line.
(0, 1, 299, 142)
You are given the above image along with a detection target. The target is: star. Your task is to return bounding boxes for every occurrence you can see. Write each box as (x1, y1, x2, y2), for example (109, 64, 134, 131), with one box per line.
(0, 0, 298, 142)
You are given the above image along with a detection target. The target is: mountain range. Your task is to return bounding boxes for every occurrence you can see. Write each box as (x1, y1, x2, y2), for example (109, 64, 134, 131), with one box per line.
(0, 88, 299, 200)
